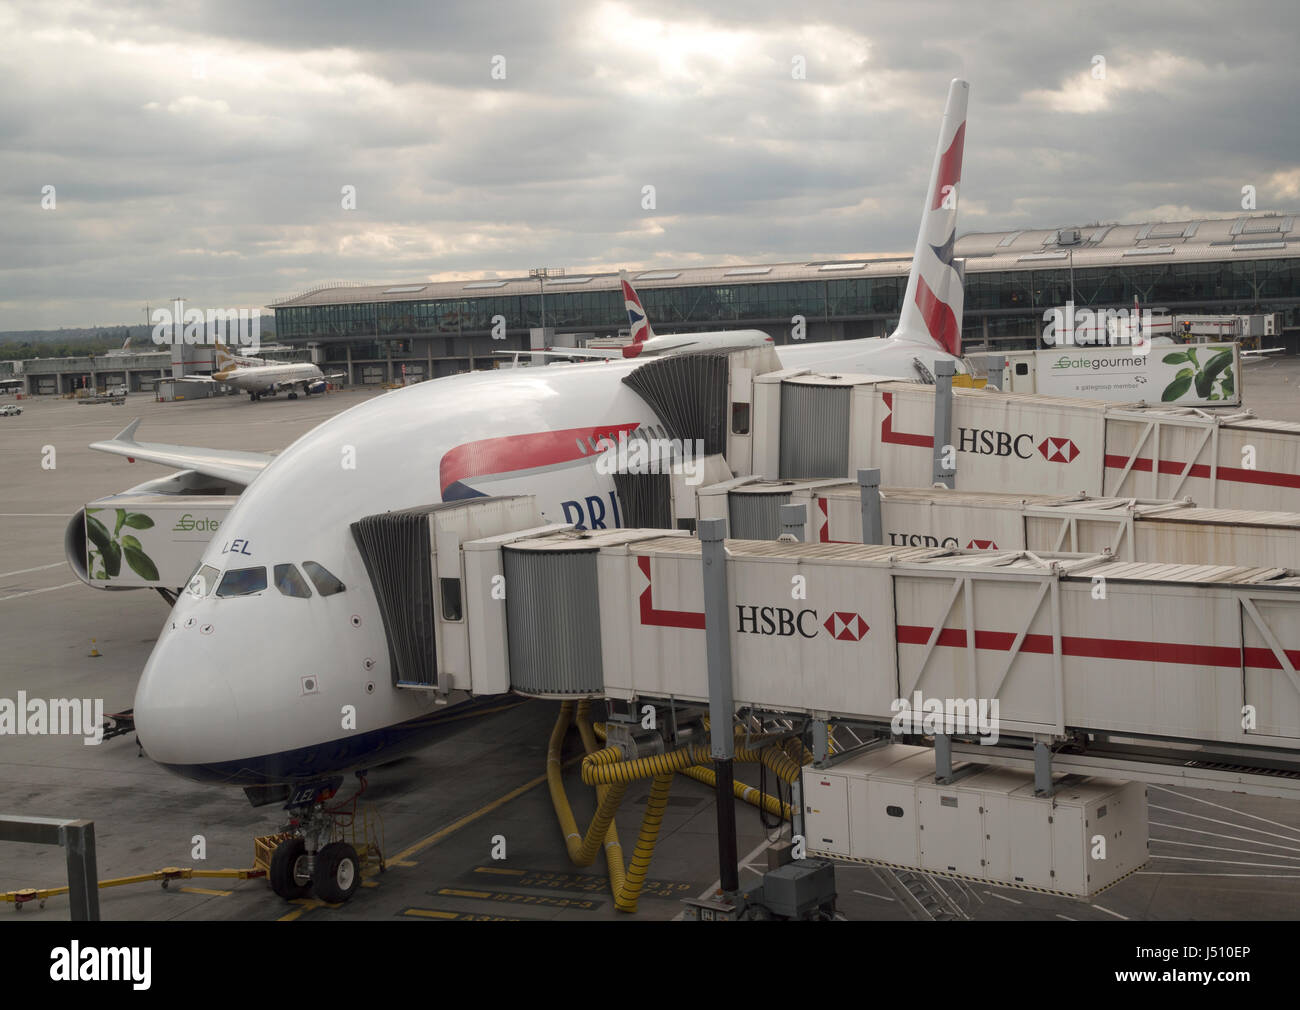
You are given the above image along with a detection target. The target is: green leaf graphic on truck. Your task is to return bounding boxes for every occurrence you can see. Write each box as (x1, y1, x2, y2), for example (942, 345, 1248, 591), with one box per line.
(85, 508, 160, 581)
(1160, 347, 1234, 403)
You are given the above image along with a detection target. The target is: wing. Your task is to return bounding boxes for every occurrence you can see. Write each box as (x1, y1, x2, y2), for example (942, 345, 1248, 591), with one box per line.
(172, 375, 219, 383)
(491, 347, 621, 360)
(89, 419, 273, 486)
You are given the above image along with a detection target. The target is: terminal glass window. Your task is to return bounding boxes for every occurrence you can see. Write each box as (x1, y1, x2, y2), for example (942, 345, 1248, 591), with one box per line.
(216, 567, 267, 598)
(303, 561, 346, 596)
(274, 563, 312, 599)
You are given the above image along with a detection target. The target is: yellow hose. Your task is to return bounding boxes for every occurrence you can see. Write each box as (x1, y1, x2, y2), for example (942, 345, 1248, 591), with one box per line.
(549, 708, 806, 912)
(575, 701, 625, 889)
(546, 702, 629, 867)
(547, 705, 686, 912)
(680, 764, 792, 820)
(592, 719, 798, 817)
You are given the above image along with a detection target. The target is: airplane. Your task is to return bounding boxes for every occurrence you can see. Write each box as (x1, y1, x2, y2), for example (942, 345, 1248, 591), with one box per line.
(83, 79, 972, 901)
(175, 344, 345, 401)
(500, 270, 776, 363)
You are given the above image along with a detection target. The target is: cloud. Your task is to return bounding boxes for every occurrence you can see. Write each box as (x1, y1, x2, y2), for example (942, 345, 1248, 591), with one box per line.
(1, 0, 1298, 329)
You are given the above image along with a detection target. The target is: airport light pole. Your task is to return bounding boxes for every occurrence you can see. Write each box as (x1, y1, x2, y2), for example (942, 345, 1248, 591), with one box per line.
(529, 266, 565, 334)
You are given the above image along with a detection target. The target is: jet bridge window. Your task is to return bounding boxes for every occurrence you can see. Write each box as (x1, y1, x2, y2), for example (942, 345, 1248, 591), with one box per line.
(303, 561, 346, 596)
(440, 578, 463, 622)
(216, 566, 267, 598)
(274, 563, 312, 599)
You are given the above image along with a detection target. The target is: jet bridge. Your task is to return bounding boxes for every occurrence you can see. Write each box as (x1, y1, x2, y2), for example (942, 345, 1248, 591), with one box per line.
(682, 479, 1300, 569)
(746, 369, 1300, 511)
(417, 498, 1300, 800)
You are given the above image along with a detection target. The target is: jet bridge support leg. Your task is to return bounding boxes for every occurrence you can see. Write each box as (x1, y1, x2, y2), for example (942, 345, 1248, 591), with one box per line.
(780, 503, 806, 542)
(1034, 739, 1055, 798)
(984, 354, 1004, 391)
(935, 733, 954, 784)
(857, 468, 883, 545)
(811, 718, 830, 765)
(700, 518, 739, 896)
(933, 360, 956, 489)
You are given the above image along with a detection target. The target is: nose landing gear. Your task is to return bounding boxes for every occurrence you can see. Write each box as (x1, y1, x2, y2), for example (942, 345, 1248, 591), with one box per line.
(264, 775, 381, 904)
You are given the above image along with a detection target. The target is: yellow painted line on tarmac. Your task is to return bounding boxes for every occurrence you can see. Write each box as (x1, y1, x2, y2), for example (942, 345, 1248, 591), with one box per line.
(177, 886, 232, 897)
(388, 753, 582, 865)
(439, 888, 492, 900)
(473, 866, 525, 877)
(405, 908, 459, 919)
(282, 750, 582, 921)
(278, 896, 340, 922)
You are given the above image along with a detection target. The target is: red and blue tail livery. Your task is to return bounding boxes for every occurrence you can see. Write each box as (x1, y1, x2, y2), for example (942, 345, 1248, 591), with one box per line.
(891, 78, 968, 358)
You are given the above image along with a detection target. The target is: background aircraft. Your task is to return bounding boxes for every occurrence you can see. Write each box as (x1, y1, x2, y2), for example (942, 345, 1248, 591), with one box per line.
(176, 345, 344, 401)
(508, 270, 776, 362)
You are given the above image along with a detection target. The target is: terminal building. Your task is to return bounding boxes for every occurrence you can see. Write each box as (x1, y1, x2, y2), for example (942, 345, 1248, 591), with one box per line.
(267, 214, 1300, 385)
(5, 214, 1298, 395)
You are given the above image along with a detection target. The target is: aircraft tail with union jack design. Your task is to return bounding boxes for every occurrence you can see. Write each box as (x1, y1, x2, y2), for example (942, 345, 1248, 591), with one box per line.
(620, 270, 655, 349)
(890, 78, 969, 358)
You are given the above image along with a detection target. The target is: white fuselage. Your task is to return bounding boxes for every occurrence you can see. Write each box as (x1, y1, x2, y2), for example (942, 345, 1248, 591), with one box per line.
(217, 361, 327, 395)
(133, 335, 960, 785)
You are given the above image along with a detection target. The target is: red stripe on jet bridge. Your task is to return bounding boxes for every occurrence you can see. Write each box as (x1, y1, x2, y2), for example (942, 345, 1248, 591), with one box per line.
(636, 563, 1300, 668)
(930, 122, 965, 210)
(637, 555, 705, 630)
(880, 391, 934, 448)
(1103, 454, 1300, 490)
(896, 624, 1300, 670)
(439, 422, 642, 496)
(914, 276, 962, 358)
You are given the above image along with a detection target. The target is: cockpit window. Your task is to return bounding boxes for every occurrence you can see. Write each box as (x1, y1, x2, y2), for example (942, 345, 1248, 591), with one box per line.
(216, 566, 267, 598)
(187, 564, 221, 599)
(274, 563, 312, 599)
(302, 561, 345, 596)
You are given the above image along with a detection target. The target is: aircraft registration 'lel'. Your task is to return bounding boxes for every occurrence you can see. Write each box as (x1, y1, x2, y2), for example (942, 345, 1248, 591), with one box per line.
(85, 80, 971, 812)
(174, 344, 345, 401)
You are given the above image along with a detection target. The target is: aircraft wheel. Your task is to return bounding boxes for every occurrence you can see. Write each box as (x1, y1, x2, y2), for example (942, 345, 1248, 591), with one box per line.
(313, 842, 360, 903)
(268, 837, 313, 900)
(288, 392, 298, 400)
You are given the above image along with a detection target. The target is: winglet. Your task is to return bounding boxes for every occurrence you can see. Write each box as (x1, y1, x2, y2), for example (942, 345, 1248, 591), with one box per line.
(890, 78, 969, 358)
(112, 418, 142, 444)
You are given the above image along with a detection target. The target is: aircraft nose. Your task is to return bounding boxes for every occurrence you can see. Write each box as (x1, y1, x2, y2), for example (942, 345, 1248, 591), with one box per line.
(133, 622, 242, 776)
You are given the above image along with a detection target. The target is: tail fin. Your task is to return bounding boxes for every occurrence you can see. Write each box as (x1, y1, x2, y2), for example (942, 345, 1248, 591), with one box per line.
(214, 344, 237, 371)
(619, 270, 655, 344)
(890, 78, 969, 358)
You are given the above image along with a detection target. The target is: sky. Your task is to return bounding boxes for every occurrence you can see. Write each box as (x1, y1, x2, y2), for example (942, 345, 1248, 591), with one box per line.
(2, 0, 1298, 330)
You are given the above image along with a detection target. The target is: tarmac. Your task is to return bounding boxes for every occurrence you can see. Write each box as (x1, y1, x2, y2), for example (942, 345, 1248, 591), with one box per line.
(2, 356, 1299, 922)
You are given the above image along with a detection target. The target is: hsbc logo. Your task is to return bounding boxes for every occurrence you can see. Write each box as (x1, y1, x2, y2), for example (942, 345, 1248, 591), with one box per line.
(735, 606, 869, 642)
(966, 539, 999, 550)
(956, 427, 1079, 465)
(889, 532, 959, 548)
(824, 612, 869, 642)
(1037, 436, 1079, 463)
